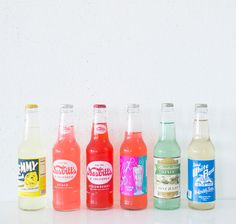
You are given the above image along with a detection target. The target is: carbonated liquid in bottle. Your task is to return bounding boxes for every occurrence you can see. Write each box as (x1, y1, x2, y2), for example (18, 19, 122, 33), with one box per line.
(120, 104, 147, 210)
(53, 104, 80, 211)
(86, 104, 113, 209)
(187, 104, 215, 210)
(153, 103, 181, 210)
(18, 104, 46, 210)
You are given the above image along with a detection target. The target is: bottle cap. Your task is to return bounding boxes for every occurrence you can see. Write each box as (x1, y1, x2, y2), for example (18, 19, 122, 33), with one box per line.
(127, 104, 140, 113)
(162, 103, 174, 108)
(25, 104, 38, 109)
(93, 104, 106, 108)
(60, 104, 73, 109)
(195, 103, 208, 109)
(161, 103, 174, 112)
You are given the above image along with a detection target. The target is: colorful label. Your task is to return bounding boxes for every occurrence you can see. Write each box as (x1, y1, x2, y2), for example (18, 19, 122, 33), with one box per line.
(53, 160, 77, 183)
(188, 159, 215, 203)
(154, 157, 180, 199)
(18, 157, 46, 197)
(120, 156, 147, 196)
(87, 161, 113, 192)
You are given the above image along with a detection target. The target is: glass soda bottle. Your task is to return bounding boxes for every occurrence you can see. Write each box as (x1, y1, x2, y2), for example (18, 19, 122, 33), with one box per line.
(18, 104, 46, 210)
(120, 104, 147, 210)
(52, 104, 80, 211)
(86, 104, 113, 209)
(153, 103, 181, 210)
(187, 104, 215, 210)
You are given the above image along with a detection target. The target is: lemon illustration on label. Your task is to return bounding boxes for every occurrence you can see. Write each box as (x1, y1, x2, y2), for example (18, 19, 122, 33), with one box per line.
(24, 172, 38, 188)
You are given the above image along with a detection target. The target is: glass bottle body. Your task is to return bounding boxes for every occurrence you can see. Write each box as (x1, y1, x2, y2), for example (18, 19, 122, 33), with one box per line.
(53, 104, 80, 211)
(86, 105, 113, 210)
(18, 104, 46, 210)
(154, 103, 181, 210)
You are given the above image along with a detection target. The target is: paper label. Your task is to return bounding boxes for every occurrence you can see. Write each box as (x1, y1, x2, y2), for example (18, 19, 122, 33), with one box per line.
(188, 159, 215, 202)
(87, 160, 113, 193)
(53, 159, 77, 183)
(18, 157, 46, 197)
(154, 157, 180, 199)
(120, 156, 147, 196)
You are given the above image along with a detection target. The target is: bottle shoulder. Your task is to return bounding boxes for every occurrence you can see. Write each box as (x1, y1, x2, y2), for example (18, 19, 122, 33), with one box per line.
(154, 140, 181, 158)
(53, 139, 80, 153)
(86, 139, 113, 152)
(187, 139, 215, 160)
(18, 141, 45, 158)
(54, 137, 80, 147)
(120, 138, 147, 156)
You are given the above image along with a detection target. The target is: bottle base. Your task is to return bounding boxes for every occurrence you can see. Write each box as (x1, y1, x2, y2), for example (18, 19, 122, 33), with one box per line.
(54, 207, 80, 212)
(53, 204, 80, 212)
(154, 206, 180, 210)
(19, 206, 45, 211)
(188, 201, 215, 210)
(154, 197, 180, 210)
(87, 206, 113, 210)
(53, 200, 80, 212)
(120, 205, 147, 210)
(18, 196, 46, 211)
(120, 195, 147, 210)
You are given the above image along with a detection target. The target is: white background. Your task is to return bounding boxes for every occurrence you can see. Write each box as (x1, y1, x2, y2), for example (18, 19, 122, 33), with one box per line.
(0, 0, 236, 205)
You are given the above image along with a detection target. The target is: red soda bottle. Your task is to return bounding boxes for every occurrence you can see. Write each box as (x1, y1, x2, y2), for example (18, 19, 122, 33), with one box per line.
(86, 104, 113, 209)
(52, 104, 80, 211)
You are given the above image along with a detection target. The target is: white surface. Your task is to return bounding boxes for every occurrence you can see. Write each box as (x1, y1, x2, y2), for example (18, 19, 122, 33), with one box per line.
(0, 0, 236, 203)
(1, 200, 235, 224)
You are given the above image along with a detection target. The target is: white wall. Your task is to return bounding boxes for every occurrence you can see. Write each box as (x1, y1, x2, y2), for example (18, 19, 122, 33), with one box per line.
(0, 0, 236, 203)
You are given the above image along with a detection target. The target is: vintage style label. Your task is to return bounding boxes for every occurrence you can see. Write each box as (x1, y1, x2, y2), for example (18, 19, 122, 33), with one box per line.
(87, 161, 113, 192)
(188, 159, 215, 203)
(120, 156, 147, 196)
(154, 157, 180, 199)
(53, 159, 77, 183)
(18, 157, 46, 197)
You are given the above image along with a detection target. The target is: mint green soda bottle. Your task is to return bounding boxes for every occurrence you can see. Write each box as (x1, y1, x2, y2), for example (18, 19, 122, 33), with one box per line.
(153, 103, 181, 209)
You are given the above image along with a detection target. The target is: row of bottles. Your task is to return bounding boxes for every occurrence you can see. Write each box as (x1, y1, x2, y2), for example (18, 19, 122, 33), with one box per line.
(18, 103, 215, 211)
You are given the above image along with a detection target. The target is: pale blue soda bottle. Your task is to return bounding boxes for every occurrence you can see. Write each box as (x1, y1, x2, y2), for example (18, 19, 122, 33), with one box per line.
(153, 103, 181, 209)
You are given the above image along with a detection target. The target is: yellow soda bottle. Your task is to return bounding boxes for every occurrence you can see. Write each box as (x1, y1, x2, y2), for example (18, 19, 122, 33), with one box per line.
(18, 104, 46, 210)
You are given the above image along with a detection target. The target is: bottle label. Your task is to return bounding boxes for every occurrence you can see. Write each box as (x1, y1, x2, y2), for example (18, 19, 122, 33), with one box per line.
(120, 156, 147, 196)
(154, 157, 180, 199)
(94, 124, 107, 134)
(188, 159, 215, 203)
(53, 160, 77, 183)
(87, 161, 113, 191)
(18, 157, 46, 197)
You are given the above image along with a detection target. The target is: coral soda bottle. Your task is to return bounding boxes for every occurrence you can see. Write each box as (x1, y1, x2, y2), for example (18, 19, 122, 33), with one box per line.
(86, 104, 113, 209)
(53, 104, 80, 211)
(120, 104, 147, 210)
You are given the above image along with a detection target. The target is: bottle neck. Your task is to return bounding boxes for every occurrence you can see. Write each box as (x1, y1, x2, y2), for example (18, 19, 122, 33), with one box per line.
(125, 110, 143, 140)
(159, 107, 176, 141)
(127, 111, 142, 133)
(193, 108, 210, 140)
(91, 109, 109, 140)
(24, 110, 40, 142)
(159, 122, 176, 141)
(58, 111, 75, 140)
(193, 119, 209, 140)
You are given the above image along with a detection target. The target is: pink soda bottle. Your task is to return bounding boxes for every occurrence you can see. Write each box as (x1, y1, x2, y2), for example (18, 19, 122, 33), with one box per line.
(52, 104, 80, 211)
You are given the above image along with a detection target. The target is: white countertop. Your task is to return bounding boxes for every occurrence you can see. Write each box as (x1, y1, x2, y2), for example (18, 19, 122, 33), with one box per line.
(1, 200, 235, 224)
